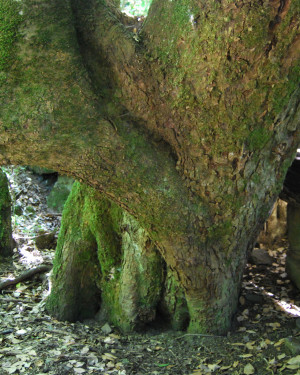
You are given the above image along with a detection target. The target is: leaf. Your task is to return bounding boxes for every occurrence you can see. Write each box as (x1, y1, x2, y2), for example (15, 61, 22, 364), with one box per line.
(102, 353, 117, 361)
(287, 364, 300, 370)
(245, 342, 255, 350)
(15, 329, 26, 336)
(207, 363, 220, 371)
(239, 354, 253, 358)
(268, 358, 276, 365)
(274, 339, 285, 347)
(267, 322, 280, 329)
(220, 365, 232, 370)
(74, 362, 85, 367)
(80, 346, 89, 355)
(109, 333, 121, 339)
(155, 363, 170, 367)
(287, 355, 300, 368)
(244, 363, 255, 374)
(287, 355, 300, 364)
(278, 354, 286, 360)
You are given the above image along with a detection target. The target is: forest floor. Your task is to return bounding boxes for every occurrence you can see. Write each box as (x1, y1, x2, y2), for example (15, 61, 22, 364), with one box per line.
(0, 168, 300, 375)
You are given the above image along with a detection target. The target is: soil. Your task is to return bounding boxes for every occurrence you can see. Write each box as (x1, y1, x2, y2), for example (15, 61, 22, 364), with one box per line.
(0, 167, 300, 375)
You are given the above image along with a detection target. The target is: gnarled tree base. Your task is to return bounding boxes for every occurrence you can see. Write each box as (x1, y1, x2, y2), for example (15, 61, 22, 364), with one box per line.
(46, 182, 188, 332)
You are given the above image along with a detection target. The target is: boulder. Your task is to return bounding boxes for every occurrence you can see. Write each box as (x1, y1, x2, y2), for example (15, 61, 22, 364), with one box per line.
(35, 231, 57, 250)
(249, 248, 274, 265)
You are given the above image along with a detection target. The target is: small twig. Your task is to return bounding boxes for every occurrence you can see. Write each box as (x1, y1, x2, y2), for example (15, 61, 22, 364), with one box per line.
(43, 328, 70, 335)
(175, 333, 224, 340)
(0, 297, 37, 304)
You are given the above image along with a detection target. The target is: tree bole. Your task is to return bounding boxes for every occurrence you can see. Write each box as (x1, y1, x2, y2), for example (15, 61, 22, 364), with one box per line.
(1, 0, 300, 333)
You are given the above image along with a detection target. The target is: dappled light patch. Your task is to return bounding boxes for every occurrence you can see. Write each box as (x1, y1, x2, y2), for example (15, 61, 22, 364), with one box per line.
(275, 300, 300, 318)
(120, 0, 151, 17)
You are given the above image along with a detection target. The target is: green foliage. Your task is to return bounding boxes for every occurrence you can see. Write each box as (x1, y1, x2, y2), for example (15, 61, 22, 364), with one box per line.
(0, 0, 22, 71)
(121, 0, 151, 16)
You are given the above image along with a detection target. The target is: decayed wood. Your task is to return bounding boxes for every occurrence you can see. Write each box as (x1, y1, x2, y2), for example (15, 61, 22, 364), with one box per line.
(0, 265, 52, 291)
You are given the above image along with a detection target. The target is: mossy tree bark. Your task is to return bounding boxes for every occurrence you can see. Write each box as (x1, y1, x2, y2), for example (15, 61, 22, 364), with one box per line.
(0, 0, 300, 333)
(0, 169, 13, 257)
(47, 182, 187, 331)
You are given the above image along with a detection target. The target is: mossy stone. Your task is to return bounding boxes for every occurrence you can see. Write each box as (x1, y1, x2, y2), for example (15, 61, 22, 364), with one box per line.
(35, 231, 56, 250)
(47, 176, 74, 213)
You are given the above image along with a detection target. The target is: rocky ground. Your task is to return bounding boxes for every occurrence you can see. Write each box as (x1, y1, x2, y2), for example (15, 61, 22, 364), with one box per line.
(0, 167, 300, 375)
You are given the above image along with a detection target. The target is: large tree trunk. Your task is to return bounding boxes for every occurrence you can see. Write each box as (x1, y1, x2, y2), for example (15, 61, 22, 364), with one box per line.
(0, 0, 299, 333)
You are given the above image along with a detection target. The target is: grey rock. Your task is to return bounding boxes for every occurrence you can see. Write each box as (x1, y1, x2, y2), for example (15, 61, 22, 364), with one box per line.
(245, 293, 264, 304)
(101, 322, 112, 334)
(249, 248, 274, 265)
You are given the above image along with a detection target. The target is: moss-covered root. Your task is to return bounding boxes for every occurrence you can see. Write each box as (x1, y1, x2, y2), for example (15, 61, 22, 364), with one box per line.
(185, 271, 242, 335)
(47, 180, 246, 333)
(286, 203, 300, 290)
(0, 169, 13, 257)
(50, 181, 235, 332)
(46, 183, 102, 322)
(47, 181, 165, 330)
(112, 212, 164, 331)
(159, 268, 189, 330)
(83, 185, 166, 332)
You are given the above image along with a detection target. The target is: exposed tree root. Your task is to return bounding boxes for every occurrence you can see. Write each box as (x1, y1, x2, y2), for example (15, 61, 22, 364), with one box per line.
(0, 265, 52, 291)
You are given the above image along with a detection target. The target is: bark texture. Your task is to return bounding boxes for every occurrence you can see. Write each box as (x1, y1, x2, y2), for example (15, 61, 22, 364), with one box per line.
(0, 169, 13, 257)
(0, 0, 300, 333)
(47, 182, 187, 331)
(258, 198, 287, 246)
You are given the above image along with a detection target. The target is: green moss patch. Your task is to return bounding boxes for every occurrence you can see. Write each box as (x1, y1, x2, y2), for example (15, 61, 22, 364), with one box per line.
(0, 0, 22, 71)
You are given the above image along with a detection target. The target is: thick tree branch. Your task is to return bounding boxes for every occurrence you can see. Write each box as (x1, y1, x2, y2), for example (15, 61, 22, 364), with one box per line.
(70, 0, 138, 96)
(72, 0, 136, 64)
(0, 0, 207, 248)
